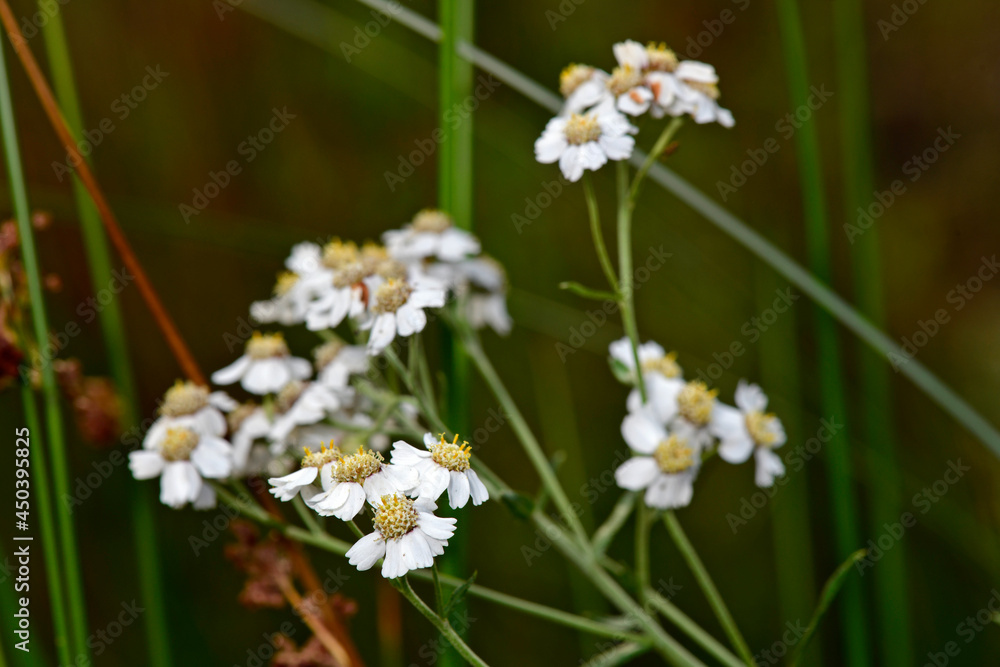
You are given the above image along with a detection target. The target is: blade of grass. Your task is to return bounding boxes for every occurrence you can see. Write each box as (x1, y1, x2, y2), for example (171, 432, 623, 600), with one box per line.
(831, 0, 912, 663)
(789, 549, 869, 666)
(0, 35, 90, 660)
(437, 3, 475, 663)
(38, 10, 173, 666)
(773, 0, 869, 663)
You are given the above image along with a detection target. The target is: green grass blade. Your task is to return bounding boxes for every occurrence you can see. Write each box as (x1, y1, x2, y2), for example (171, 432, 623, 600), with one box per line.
(0, 34, 90, 661)
(773, 0, 869, 663)
(831, 0, 912, 662)
(789, 549, 869, 666)
(38, 10, 173, 666)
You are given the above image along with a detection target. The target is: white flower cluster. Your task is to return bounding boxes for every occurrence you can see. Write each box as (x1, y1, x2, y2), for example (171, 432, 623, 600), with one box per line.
(609, 337, 786, 510)
(129, 209, 504, 578)
(535, 39, 734, 182)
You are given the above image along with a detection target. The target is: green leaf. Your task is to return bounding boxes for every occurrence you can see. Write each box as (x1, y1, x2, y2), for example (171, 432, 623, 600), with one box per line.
(500, 491, 534, 521)
(559, 281, 619, 302)
(443, 571, 478, 620)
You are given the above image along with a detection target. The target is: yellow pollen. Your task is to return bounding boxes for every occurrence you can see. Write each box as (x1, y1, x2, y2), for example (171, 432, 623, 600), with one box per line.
(160, 427, 199, 462)
(332, 262, 372, 288)
(274, 271, 299, 296)
(360, 243, 390, 269)
(641, 353, 681, 379)
(246, 332, 289, 359)
(607, 65, 643, 95)
(159, 380, 209, 417)
(653, 435, 695, 474)
(313, 339, 345, 370)
(372, 494, 419, 540)
(376, 259, 408, 281)
(645, 43, 678, 72)
(301, 443, 340, 468)
(564, 114, 602, 145)
(331, 446, 384, 485)
(372, 279, 413, 314)
(677, 381, 718, 426)
(430, 434, 472, 472)
(411, 209, 453, 233)
(746, 412, 779, 447)
(559, 63, 594, 97)
(321, 239, 359, 269)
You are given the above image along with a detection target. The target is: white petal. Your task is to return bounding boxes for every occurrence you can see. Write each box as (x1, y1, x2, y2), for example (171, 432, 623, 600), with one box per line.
(395, 304, 427, 337)
(466, 470, 489, 505)
(382, 538, 405, 578)
(735, 381, 768, 413)
(129, 450, 165, 480)
(211, 355, 251, 386)
(417, 512, 456, 541)
(390, 441, 432, 467)
(621, 412, 666, 454)
(644, 471, 696, 509)
(242, 358, 290, 395)
(191, 436, 233, 479)
(347, 532, 386, 571)
(193, 484, 217, 510)
(447, 470, 471, 509)
(160, 461, 202, 508)
(718, 435, 755, 465)
(755, 449, 786, 488)
(367, 314, 397, 355)
(615, 456, 660, 490)
(268, 467, 319, 501)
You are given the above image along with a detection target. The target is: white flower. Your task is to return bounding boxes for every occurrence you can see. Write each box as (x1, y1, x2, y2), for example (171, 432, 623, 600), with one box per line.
(144, 381, 233, 451)
(250, 271, 314, 326)
(609, 337, 682, 384)
(309, 446, 418, 520)
(661, 61, 734, 128)
(716, 381, 787, 487)
(535, 108, 636, 182)
(359, 277, 447, 356)
(211, 332, 312, 395)
(346, 494, 457, 579)
(467, 293, 512, 335)
(267, 380, 345, 447)
(383, 210, 480, 263)
(268, 444, 340, 502)
(390, 434, 489, 509)
(129, 424, 233, 509)
(227, 402, 273, 475)
(314, 339, 370, 389)
(627, 377, 736, 450)
(616, 412, 701, 509)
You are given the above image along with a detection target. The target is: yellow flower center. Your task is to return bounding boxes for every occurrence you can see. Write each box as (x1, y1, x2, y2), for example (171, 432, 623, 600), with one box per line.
(746, 412, 779, 447)
(372, 280, 414, 314)
(314, 339, 345, 371)
(677, 381, 718, 426)
(246, 332, 289, 359)
(645, 43, 678, 72)
(430, 434, 472, 472)
(641, 353, 681, 379)
(274, 271, 299, 296)
(559, 63, 594, 98)
(332, 262, 372, 288)
(565, 114, 602, 145)
(331, 446, 384, 485)
(411, 209, 453, 233)
(159, 380, 209, 417)
(321, 239, 359, 270)
(373, 494, 419, 540)
(653, 435, 694, 474)
(301, 443, 340, 469)
(607, 65, 643, 95)
(160, 427, 199, 462)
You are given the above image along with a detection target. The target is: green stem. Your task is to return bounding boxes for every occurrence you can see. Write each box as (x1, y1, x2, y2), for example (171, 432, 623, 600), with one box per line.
(582, 174, 619, 292)
(629, 118, 683, 201)
(615, 161, 645, 403)
(395, 577, 489, 666)
(644, 590, 745, 667)
(591, 492, 636, 557)
(662, 512, 754, 666)
(432, 562, 447, 616)
(0, 36, 90, 661)
(292, 496, 322, 535)
(634, 502, 651, 603)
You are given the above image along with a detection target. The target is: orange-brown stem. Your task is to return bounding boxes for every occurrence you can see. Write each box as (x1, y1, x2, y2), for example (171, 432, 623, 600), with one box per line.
(276, 575, 352, 666)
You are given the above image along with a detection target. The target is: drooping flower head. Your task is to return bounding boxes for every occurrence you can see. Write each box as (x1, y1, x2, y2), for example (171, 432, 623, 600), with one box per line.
(211, 332, 312, 395)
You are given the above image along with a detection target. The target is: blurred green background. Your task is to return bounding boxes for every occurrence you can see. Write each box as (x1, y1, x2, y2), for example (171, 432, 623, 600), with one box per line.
(2, 0, 1000, 664)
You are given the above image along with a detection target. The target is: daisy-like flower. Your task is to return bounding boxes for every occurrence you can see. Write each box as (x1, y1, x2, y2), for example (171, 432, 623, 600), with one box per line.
(615, 412, 702, 509)
(268, 443, 341, 502)
(716, 381, 787, 487)
(534, 107, 636, 182)
(627, 377, 735, 450)
(211, 332, 312, 395)
(662, 61, 734, 127)
(359, 277, 446, 356)
(346, 494, 457, 579)
(144, 381, 235, 450)
(609, 337, 682, 385)
(313, 339, 369, 389)
(250, 271, 312, 326)
(129, 424, 233, 509)
(383, 209, 481, 263)
(268, 380, 346, 449)
(227, 401, 280, 476)
(390, 434, 489, 509)
(309, 446, 418, 520)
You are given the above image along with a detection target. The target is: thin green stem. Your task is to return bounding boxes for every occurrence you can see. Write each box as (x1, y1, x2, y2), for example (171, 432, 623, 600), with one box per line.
(582, 174, 619, 293)
(615, 161, 646, 403)
(634, 502, 651, 603)
(591, 492, 636, 557)
(432, 562, 447, 616)
(662, 512, 754, 666)
(395, 577, 489, 666)
(644, 590, 745, 667)
(0, 37, 90, 661)
(292, 496, 322, 535)
(629, 118, 683, 202)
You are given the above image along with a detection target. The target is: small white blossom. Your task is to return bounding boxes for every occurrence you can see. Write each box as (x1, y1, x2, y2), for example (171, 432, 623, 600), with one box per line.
(390, 434, 489, 509)
(535, 107, 636, 182)
(716, 381, 787, 487)
(309, 446, 418, 520)
(268, 444, 340, 503)
(383, 209, 480, 263)
(211, 332, 312, 395)
(129, 424, 233, 509)
(313, 339, 370, 389)
(359, 277, 447, 356)
(346, 494, 457, 579)
(609, 337, 683, 384)
(616, 412, 701, 509)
